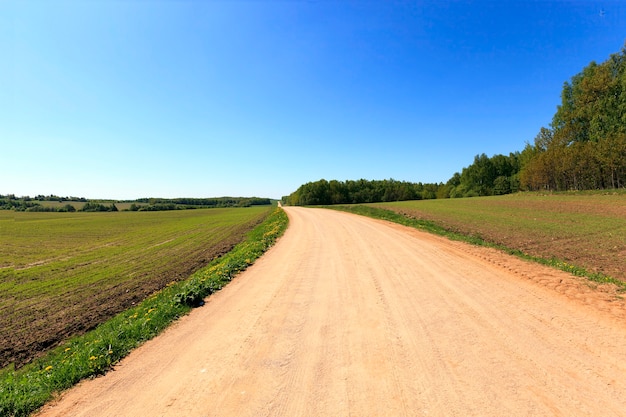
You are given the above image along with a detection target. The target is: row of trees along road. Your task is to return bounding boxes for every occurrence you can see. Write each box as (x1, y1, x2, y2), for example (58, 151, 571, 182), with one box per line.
(284, 44, 626, 205)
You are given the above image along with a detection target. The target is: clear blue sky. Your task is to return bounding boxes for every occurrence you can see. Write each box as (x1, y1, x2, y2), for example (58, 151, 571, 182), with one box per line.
(3, 1, 625, 200)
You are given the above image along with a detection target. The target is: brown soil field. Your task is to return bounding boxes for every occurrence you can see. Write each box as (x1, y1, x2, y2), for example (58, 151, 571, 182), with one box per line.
(2, 234, 241, 369)
(0, 209, 268, 369)
(375, 193, 626, 283)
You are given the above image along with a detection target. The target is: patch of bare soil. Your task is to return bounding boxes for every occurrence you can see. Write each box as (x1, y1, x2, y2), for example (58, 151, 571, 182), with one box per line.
(37, 207, 626, 417)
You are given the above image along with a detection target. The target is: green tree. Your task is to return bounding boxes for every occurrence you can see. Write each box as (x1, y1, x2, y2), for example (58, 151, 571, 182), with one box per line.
(520, 44, 626, 191)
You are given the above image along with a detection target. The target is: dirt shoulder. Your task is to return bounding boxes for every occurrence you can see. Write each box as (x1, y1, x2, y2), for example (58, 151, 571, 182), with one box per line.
(37, 207, 626, 417)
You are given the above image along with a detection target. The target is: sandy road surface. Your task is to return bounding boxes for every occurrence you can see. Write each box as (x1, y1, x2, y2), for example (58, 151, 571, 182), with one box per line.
(38, 207, 626, 417)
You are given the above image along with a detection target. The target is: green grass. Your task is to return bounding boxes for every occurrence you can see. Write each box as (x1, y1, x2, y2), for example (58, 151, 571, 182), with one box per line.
(0, 207, 288, 417)
(0, 207, 272, 369)
(328, 193, 626, 290)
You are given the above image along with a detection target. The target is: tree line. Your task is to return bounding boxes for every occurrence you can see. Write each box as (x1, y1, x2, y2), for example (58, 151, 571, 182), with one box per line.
(1, 195, 272, 212)
(446, 45, 626, 196)
(132, 197, 271, 208)
(0, 196, 118, 212)
(0, 195, 84, 211)
(518, 46, 626, 191)
(284, 44, 626, 205)
(282, 179, 443, 206)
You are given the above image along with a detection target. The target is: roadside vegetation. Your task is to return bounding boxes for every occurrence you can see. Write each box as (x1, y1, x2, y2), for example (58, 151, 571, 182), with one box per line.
(0, 207, 288, 417)
(328, 191, 626, 287)
(0, 207, 273, 370)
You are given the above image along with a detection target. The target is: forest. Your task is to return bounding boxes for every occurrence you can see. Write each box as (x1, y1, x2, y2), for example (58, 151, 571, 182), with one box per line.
(284, 45, 626, 205)
(282, 179, 442, 206)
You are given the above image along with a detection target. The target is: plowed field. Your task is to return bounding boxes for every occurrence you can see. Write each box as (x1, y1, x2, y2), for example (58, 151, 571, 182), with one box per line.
(0, 207, 270, 368)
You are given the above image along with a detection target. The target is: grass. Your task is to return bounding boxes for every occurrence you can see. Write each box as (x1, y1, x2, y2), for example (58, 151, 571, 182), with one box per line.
(40, 201, 145, 211)
(0, 207, 288, 417)
(0, 207, 272, 369)
(328, 192, 626, 290)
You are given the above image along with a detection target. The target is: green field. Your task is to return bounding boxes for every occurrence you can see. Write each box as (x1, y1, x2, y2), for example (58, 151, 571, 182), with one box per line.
(0, 207, 272, 369)
(35, 200, 138, 211)
(367, 193, 626, 284)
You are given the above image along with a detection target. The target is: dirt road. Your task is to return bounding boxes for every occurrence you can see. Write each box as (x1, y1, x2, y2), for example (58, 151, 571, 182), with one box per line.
(37, 207, 626, 417)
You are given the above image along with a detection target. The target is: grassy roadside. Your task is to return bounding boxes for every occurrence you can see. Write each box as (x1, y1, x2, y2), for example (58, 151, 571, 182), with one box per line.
(328, 204, 626, 291)
(0, 207, 288, 417)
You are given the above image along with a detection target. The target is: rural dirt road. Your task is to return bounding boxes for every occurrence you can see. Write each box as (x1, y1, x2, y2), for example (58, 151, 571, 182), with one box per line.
(37, 207, 626, 417)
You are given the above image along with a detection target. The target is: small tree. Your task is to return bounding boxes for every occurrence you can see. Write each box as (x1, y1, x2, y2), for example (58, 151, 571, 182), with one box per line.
(493, 176, 511, 195)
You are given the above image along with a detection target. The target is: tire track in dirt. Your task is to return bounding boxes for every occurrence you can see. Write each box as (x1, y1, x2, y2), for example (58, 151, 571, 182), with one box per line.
(37, 207, 626, 417)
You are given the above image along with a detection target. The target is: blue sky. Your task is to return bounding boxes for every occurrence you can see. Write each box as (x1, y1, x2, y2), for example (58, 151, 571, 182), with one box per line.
(3, 1, 625, 200)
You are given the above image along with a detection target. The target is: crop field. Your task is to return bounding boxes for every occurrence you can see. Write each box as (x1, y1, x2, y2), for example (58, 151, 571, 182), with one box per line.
(0, 206, 272, 369)
(369, 192, 626, 283)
